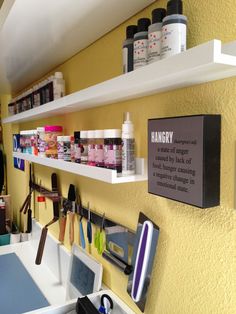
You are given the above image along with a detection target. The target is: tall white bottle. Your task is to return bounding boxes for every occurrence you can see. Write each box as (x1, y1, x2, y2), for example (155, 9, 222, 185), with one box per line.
(122, 112, 135, 176)
(53, 72, 65, 100)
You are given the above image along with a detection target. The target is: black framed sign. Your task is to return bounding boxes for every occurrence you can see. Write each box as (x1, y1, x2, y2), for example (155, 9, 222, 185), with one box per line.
(148, 115, 221, 208)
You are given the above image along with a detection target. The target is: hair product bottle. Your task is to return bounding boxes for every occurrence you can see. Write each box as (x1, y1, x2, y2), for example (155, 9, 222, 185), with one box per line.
(133, 18, 151, 70)
(161, 0, 187, 59)
(122, 25, 138, 73)
(148, 8, 166, 64)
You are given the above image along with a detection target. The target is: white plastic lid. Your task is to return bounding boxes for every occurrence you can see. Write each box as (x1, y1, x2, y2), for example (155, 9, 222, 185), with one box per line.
(104, 129, 121, 138)
(54, 72, 63, 79)
(30, 130, 37, 135)
(37, 127, 45, 132)
(122, 112, 134, 135)
(57, 136, 64, 141)
(63, 136, 71, 141)
(80, 131, 88, 138)
(94, 130, 104, 139)
(87, 130, 95, 138)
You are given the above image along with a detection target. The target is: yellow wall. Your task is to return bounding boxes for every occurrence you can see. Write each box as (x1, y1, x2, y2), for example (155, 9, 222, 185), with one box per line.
(1, 0, 236, 313)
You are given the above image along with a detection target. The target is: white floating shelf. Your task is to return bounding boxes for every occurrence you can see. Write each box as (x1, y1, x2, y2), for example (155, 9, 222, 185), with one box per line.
(3, 39, 236, 124)
(13, 152, 147, 184)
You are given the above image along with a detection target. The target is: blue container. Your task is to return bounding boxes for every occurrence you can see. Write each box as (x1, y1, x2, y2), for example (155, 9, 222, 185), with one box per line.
(0, 233, 10, 246)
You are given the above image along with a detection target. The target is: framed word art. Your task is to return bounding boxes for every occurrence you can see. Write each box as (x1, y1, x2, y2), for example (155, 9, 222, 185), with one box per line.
(148, 115, 221, 208)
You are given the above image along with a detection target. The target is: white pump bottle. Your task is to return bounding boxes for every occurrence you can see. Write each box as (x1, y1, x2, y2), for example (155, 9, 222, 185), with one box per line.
(122, 112, 135, 176)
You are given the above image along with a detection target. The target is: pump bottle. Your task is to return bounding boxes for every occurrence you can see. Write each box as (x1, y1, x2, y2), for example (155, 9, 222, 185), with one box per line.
(122, 112, 135, 176)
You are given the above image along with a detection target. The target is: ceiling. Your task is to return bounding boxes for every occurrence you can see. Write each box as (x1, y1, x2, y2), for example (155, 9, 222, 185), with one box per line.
(0, 0, 154, 94)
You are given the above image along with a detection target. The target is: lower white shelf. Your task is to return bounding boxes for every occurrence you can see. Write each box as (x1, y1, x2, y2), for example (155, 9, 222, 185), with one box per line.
(13, 152, 147, 184)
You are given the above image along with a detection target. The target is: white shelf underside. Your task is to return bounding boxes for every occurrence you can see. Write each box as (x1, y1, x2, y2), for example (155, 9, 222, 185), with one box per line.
(13, 152, 147, 184)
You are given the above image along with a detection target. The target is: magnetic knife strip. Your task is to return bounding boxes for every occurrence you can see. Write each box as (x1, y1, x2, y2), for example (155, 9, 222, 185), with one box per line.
(31, 181, 135, 243)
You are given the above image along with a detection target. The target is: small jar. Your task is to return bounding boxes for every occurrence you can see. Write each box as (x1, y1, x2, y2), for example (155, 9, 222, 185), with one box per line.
(63, 136, 71, 162)
(104, 129, 122, 172)
(80, 131, 88, 164)
(45, 125, 63, 158)
(87, 130, 96, 166)
(95, 130, 104, 167)
(37, 127, 46, 157)
(57, 136, 64, 160)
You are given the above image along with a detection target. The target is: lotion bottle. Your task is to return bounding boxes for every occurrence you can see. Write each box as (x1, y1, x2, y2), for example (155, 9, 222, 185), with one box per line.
(161, 0, 187, 59)
(122, 112, 135, 176)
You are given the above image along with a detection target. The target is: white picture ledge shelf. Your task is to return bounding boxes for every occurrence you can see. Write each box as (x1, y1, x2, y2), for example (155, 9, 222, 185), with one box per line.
(4, 39, 236, 124)
(13, 152, 147, 184)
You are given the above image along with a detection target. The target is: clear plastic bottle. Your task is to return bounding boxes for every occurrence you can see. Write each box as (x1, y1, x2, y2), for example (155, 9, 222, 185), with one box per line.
(122, 112, 135, 176)
(95, 130, 104, 167)
(80, 131, 88, 164)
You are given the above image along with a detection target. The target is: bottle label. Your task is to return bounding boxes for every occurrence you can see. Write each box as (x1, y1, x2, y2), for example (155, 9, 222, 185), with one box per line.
(133, 39, 148, 70)
(104, 144, 122, 168)
(122, 139, 135, 172)
(161, 23, 186, 59)
(74, 144, 81, 163)
(63, 142, 71, 161)
(123, 47, 128, 74)
(95, 144, 104, 166)
(148, 30, 162, 63)
(57, 141, 64, 160)
(88, 144, 96, 165)
(81, 144, 88, 163)
(38, 134, 46, 154)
